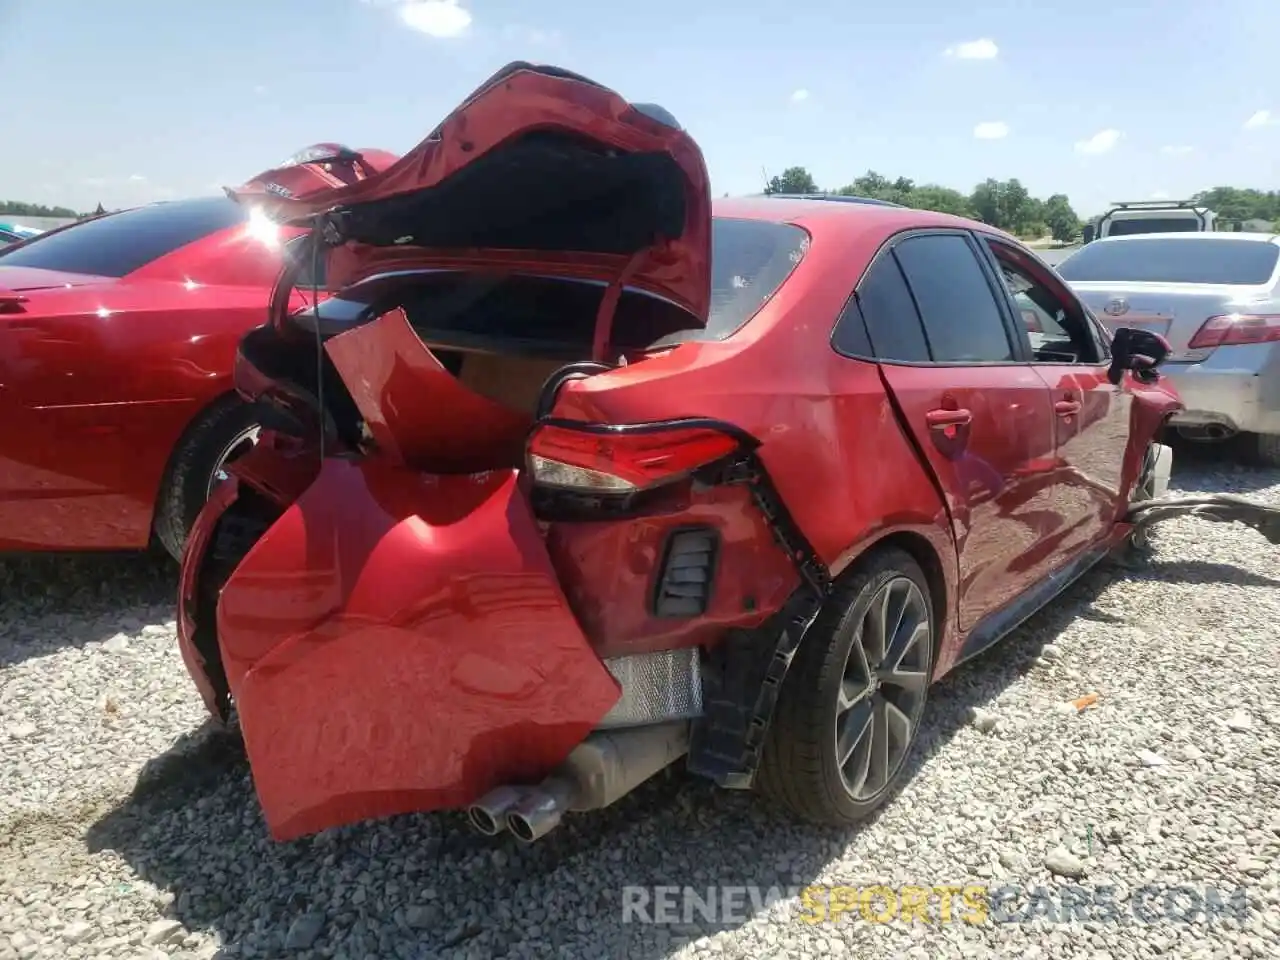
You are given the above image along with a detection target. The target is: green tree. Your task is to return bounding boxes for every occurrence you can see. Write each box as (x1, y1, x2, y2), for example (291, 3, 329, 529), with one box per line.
(905, 185, 974, 217)
(969, 179, 1003, 227)
(1192, 187, 1280, 225)
(1043, 194, 1081, 243)
(764, 166, 819, 195)
(0, 200, 80, 218)
(839, 170, 890, 197)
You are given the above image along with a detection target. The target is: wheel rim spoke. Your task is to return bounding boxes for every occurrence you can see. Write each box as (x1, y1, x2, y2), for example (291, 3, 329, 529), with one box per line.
(882, 620, 930, 696)
(867, 695, 891, 793)
(836, 696, 873, 769)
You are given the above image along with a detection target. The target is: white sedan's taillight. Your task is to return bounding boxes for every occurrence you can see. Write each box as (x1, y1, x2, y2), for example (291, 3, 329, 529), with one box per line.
(1187, 313, 1280, 349)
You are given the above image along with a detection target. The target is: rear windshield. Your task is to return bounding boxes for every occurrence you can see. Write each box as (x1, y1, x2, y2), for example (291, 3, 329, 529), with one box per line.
(656, 217, 809, 345)
(314, 216, 811, 353)
(1106, 217, 1203, 237)
(1058, 238, 1280, 285)
(0, 196, 247, 277)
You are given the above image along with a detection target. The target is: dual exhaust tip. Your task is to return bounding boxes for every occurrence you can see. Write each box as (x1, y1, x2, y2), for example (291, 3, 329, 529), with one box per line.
(467, 782, 571, 843)
(464, 721, 692, 844)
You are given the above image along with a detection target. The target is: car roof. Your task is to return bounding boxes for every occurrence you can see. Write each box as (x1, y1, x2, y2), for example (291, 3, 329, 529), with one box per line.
(713, 195, 996, 240)
(1090, 231, 1280, 246)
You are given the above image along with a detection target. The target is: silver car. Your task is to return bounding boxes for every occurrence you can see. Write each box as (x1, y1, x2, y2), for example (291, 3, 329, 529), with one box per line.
(1058, 232, 1280, 465)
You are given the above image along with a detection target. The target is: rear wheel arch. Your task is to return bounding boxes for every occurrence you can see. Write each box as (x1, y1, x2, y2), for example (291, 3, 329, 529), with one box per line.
(828, 527, 952, 668)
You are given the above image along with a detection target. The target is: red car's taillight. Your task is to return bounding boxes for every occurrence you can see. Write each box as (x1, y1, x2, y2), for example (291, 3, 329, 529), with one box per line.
(1187, 313, 1280, 349)
(527, 419, 749, 492)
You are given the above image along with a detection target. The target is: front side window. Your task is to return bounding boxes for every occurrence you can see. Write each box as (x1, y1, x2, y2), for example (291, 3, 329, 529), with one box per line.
(984, 240, 1102, 364)
(0, 197, 247, 277)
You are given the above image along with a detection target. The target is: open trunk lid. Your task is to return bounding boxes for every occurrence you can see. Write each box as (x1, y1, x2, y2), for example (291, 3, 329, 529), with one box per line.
(227, 62, 713, 343)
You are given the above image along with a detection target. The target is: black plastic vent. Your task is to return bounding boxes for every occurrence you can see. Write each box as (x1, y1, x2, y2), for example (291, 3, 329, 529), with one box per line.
(653, 527, 719, 618)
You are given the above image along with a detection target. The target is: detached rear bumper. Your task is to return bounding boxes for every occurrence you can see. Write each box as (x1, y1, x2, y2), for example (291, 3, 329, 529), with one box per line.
(1162, 343, 1280, 435)
(176, 457, 624, 841)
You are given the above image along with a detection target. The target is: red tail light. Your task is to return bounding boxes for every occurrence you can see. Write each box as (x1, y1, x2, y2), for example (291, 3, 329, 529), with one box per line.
(1187, 313, 1280, 349)
(527, 420, 748, 492)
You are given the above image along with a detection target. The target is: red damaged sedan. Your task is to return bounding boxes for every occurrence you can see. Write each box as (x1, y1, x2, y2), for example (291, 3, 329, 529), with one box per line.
(178, 62, 1182, 844)
(0, 144, 397, 558)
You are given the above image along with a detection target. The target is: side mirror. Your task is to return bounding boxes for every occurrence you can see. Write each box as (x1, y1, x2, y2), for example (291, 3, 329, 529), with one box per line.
(1108, 327, 1170, 385)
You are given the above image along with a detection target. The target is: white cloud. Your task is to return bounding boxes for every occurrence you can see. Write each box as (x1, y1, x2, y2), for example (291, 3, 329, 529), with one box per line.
(1075, 128, 1121, 155)
(1149, 190, 1169, 200)
(1243, 109, 1275, 129)
(944, 38, 998, 60)
(128, 174, 147, 182)
(790, 88, 810, 104)
(1160, 145, 1193, 155)
(398, 0, 471, 38)
(972, 121, 1009, 140)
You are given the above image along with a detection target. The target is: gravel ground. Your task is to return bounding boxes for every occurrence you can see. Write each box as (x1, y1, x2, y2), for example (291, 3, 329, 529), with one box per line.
(2, 450, 1279, 960)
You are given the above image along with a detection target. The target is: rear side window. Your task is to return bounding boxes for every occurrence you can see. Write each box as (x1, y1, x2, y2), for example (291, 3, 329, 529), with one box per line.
(835, 255, 929, 362)
(893, 234, 1013, 362)
(1058, 238, 1280, 285)
(0, 197, 247, 277)
(652, 217, 809, 346)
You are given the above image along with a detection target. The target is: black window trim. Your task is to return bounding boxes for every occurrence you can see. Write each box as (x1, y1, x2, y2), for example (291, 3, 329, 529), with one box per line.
(830, 226, 1035, 367)
(972, 233, 1111, 370)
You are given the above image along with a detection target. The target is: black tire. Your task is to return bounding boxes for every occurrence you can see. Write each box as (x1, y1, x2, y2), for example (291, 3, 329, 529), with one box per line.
(154, 397, 261, 562)
(1241, 432, 1280, 468)
(757, 547, 935, 825)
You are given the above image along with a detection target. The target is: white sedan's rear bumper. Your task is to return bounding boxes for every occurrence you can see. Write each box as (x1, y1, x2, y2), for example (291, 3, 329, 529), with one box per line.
(1161, 342, 1280, 436)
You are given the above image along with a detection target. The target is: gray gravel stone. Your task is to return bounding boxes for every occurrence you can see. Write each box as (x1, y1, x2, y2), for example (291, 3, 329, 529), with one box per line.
(2, 456, 1279, 959)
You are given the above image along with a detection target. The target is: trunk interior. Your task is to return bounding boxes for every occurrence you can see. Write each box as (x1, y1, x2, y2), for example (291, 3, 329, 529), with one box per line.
(249, 271, 695, 471)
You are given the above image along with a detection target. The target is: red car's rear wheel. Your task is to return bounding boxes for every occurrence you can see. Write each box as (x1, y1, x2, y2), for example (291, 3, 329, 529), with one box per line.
(154, 398, 262, 562)
(757, 547, 934, 824)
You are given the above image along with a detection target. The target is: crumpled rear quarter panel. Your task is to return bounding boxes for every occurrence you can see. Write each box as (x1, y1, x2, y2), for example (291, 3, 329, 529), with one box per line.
(214, 459, 621, 840)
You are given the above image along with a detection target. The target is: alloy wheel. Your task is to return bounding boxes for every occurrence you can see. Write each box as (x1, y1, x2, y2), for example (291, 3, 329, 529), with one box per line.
(834, 576, 931, 801)
(207, 425, 261, 497)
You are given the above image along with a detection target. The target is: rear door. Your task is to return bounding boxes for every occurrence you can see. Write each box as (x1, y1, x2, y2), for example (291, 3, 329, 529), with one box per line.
(839, 229, 1060, 632)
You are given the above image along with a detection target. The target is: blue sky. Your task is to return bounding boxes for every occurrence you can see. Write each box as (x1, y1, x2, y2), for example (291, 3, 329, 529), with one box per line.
(2, 0, 1277, 218)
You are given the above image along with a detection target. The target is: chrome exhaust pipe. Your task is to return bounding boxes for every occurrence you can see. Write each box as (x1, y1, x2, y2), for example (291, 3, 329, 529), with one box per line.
(505, 777, 575, 843)
(502, 720, 690, 845)
(466, 785, 527, 836)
